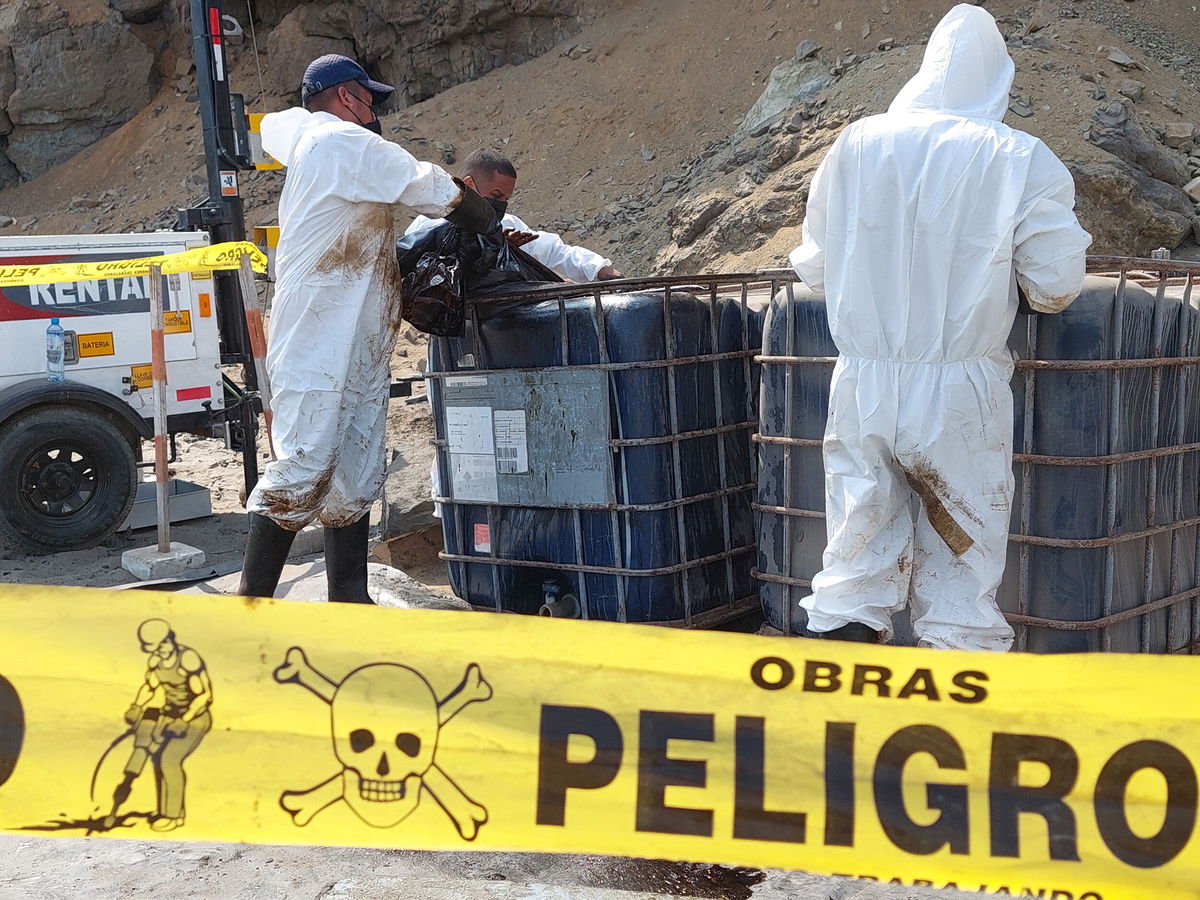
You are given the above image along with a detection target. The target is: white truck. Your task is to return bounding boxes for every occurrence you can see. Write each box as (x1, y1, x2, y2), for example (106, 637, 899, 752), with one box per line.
(0, 0, 270, 555)
(0, 0, 423, 555)
(0, 231, 243, 553)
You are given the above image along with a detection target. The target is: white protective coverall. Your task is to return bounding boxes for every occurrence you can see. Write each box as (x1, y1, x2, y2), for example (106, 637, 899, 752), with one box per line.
(248, 108, 461, 529)
(405, 212, 612, 282)
(789, 4, 1091, 650)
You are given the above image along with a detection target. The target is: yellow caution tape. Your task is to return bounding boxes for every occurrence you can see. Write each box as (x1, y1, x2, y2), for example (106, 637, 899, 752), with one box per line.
(0, 241, 268, 288)
(0, 584, 1197, 899)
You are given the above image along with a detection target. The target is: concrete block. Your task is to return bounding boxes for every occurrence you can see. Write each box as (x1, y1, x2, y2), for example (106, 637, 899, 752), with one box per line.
(289, 523, 325, 558)
(121, 542, 206, 580)
(368, 562, 470, 610)
(380, 434, 439, 541)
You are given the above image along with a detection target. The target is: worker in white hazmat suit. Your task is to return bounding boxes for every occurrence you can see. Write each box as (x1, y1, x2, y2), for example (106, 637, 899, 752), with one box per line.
(404, 148, 623, 282)
(239, 54, 494, 603)
(406, 148, 622, 517)
(789, 4, 1091, 650)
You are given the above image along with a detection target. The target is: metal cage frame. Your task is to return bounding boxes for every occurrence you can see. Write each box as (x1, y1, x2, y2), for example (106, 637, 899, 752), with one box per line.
(426, 273, 788, 627)
(752, 256, 1200, 652)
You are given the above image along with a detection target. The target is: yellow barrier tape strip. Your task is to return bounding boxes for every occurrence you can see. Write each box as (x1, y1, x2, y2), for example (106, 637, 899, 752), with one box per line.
(0, 584, 1196, 899)
(0, 241, 268, 288)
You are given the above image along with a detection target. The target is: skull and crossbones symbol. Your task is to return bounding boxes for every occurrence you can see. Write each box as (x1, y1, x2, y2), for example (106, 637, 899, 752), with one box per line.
(273, 647, 492, 839)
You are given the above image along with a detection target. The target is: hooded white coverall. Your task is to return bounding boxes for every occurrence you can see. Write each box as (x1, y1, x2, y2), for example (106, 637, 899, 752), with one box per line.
(248, 108, 461, 529)
(405, 212, 613, 282)
(790, 4, 1091, 650)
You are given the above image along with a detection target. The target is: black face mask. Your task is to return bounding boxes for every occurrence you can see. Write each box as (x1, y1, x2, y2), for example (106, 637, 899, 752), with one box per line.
(485, 196, 508, 218)
(346, 91, 382, 135)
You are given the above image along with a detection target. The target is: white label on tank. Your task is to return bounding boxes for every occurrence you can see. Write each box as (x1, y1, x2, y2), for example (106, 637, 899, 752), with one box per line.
(446, 375, 488, 388)
(493, 410, 529, 475)
(450, 453, 499, 503)
(447, 406, 494, 455)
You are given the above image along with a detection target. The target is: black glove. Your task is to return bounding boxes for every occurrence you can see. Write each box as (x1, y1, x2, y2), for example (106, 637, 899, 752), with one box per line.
(443, 178, 498, 235)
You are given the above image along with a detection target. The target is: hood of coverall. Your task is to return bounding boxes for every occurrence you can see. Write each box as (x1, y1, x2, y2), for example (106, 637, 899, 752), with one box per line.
(888, 4, 1014, 122)
(260, 107, 328, 167)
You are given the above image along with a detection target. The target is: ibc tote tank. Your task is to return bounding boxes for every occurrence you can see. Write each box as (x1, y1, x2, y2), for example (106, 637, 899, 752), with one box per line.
(427, 280, 768, 626)
(756, 272, 1200, 653)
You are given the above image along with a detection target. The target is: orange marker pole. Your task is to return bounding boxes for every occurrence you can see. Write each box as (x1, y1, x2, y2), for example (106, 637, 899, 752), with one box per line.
(238, 252, 276, 461)
(148, 264, 171, 554)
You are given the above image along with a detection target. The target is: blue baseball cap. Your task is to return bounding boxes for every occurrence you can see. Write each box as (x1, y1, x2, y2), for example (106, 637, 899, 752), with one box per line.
(301, 54, 394, 105)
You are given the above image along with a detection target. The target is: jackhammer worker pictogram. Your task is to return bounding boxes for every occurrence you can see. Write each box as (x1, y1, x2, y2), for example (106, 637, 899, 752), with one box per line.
(100, 619, 212, 831)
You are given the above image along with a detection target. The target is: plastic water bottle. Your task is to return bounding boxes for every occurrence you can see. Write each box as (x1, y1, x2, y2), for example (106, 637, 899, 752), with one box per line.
(46, 317, 65, 383)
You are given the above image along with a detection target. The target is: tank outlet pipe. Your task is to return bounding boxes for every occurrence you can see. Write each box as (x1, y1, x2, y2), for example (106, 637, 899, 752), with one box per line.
(148, 264, 171, 554)
(539, 579, 581, 619)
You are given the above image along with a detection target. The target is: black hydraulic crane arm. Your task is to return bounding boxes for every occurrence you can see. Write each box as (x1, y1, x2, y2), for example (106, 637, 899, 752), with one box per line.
(176, 0, 260, 493)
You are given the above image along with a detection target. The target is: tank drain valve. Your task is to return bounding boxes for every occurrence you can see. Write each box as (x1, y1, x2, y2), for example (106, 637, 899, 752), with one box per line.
(540, 580, 581, 619)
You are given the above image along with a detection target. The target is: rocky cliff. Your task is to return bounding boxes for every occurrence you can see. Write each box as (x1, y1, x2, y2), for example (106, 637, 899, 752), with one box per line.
(0, 0, 159, 182)
(644, 13, 1200, 269)
(0, 0, 594, 185)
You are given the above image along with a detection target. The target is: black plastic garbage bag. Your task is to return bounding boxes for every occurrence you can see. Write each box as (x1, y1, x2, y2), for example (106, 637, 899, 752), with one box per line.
(401, 238, 464, 337)
(397, 220, 563, 335)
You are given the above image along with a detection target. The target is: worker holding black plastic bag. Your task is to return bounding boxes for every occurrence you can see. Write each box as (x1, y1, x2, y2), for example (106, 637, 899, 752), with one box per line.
(397, 148, 623, 336)
(396, 201, 565, 337)
(238, 54, 495, 605)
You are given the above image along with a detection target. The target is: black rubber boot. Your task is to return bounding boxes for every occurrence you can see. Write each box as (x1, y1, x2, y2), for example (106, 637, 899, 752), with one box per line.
(325, 515, 373, 604)
(819, 622, 881, 643)
(444, 178, 499, 234)
(237, 513, 296, 599)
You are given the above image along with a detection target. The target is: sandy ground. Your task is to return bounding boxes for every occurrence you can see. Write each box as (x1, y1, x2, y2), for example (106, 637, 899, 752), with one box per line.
(0, 836, 988, 900)
(4, 0, 1199, 267)
(8, 0, 1200, 589)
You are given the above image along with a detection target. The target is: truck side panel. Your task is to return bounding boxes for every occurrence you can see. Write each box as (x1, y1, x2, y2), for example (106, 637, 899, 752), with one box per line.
(0, 232, 226, 429)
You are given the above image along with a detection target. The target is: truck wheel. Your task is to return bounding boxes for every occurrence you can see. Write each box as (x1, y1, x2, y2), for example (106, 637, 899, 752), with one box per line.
(0, 406, 137, 554)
